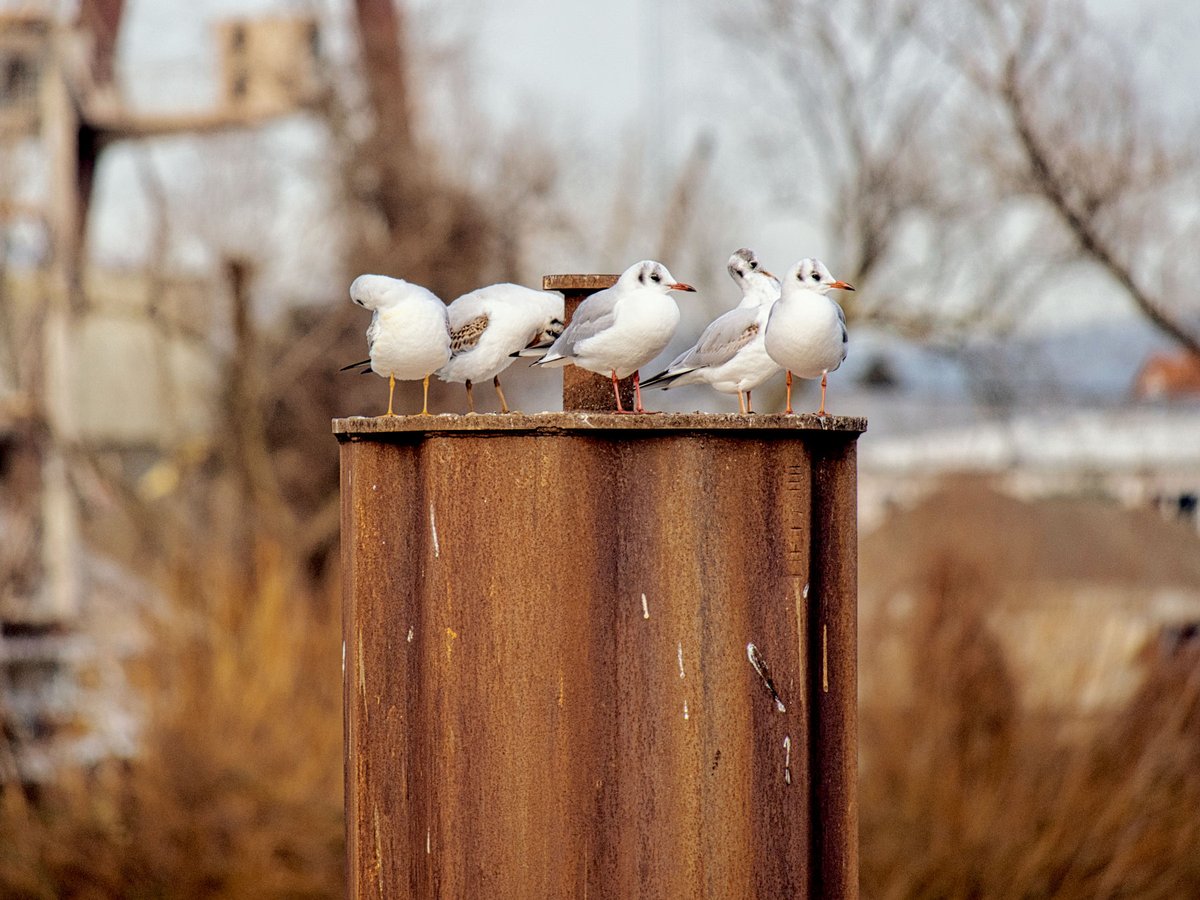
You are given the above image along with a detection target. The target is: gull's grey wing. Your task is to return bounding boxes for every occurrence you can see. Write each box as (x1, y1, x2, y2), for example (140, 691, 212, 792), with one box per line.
(449, 313, 490, 354)
(542, 287, 619, 360)
(677, 305, 761, 370)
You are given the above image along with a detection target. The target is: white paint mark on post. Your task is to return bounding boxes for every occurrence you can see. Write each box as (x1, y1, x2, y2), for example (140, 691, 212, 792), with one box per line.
(683, 699, 690, 720)
(802, 583, 810, 599)
(677, 642, 686, 679)
(783, 735, 793, 785)
(407, 626, 414, 643)
(429, 503, 440, 558)
(641, 593, 650, 619)
(747, 642, 787, 713)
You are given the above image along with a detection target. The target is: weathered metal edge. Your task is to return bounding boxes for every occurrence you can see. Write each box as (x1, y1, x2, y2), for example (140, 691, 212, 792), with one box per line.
(542, 274, 619, 291)
(332, 411, 867, 438)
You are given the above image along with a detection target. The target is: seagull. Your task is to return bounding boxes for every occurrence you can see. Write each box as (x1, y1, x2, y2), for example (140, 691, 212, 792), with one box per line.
(532, 260, 695, 413)
(640, 248, 782, 413)
(342, 274, 451, 416)
(763, 258, 854, 416)
(435, 283, 565, 413)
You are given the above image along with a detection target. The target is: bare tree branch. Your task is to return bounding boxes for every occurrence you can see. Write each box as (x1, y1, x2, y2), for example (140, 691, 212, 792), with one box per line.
(998, 52, 1200, 356)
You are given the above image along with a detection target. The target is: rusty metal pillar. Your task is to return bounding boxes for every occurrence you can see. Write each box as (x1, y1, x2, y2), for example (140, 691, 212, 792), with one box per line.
(542, 274, 632, 411)
(338, 399, 865, 897)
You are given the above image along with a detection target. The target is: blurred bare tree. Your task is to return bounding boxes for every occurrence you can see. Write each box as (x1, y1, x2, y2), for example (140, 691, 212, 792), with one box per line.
(937, 0, 1200, 356)
(726, 0, 1200, 354)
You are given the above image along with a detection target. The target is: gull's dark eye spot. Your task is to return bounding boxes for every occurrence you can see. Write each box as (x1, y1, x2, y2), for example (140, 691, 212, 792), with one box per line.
(650, 271, 662, 283)
(749, 260, 758, 269)
(810, 270, 821, 281)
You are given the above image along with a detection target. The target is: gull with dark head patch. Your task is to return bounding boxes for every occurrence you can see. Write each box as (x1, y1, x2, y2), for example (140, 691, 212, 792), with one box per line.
(764, 258, 853, 417)
(641, 248, 782, 413)
(532, 259, 695, 413)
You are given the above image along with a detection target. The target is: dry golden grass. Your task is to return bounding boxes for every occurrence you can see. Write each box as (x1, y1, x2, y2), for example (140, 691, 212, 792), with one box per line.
(860, 552, 1200, 899)
(0, 535, 344, 899)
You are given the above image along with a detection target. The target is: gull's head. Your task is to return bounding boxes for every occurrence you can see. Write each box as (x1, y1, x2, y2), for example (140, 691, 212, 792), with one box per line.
(537, 316, 566, 344)
(349, 273, 431, 311)
(784, 258, 855, 296)
(727, 248, 780, 305)
(349, 274, 390, 310)
(622, 260, 697, 294)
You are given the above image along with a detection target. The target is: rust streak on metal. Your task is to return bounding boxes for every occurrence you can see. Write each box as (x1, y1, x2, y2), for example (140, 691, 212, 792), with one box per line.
(823, 624, 829, 693)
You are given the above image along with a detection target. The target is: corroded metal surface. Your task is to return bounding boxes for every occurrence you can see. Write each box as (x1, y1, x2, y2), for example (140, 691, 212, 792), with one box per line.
(339, 415, 861, 898)
(542, 274, 631, 411)
(334, 411, 868, 436)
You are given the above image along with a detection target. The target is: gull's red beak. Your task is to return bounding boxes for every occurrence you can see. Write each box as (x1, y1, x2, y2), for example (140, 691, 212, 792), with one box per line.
(670, 282, 697, 293)
(830, 281, 856, 291)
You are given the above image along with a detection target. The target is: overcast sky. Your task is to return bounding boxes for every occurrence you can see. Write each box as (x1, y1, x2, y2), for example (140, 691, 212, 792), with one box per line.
(80, 0, 1200, 329)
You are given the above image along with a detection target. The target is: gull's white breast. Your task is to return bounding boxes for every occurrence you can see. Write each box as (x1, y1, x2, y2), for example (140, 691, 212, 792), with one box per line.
(370, 299, 450, 380)
(573, 290, 680, 378)
(764, 293, 845, 379)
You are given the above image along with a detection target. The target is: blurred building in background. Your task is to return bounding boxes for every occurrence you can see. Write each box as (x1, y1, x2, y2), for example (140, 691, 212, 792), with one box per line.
(0, 5, 323, 783)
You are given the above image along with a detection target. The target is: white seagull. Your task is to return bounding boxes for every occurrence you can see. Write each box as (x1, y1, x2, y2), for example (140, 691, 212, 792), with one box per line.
(764, 258, 854, 416)
(435, 284, 564, 413)
(640, 248, 782, 413)
(533, 260, 696, 413)
(342, 274, 451, 416)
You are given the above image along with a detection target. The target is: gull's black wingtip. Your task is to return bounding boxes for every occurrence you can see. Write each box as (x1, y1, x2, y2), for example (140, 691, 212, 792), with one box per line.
(340, 358, 371, 372)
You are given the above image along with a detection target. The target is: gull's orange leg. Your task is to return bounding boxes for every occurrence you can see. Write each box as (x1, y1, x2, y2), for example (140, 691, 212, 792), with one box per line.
(465, 379, 475, 414)
(746, 390, 754, 414)
(420, 374, 431, 415)
(612, 370, 630, 414)
(738, 391, 747, 414)
(633, 370, 649, 414)
(385, 374, 397, 416)
(493, 375, 511, 413)
(785, 371, 793, 415)
(817, 372, 828, 417)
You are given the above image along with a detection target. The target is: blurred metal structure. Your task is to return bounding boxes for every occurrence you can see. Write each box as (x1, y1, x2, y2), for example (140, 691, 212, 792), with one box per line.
(0, 13, 48, 136)
(0, 2, 324, 784)
(215, 15, 321, 116)
(337, 352, 866, 896)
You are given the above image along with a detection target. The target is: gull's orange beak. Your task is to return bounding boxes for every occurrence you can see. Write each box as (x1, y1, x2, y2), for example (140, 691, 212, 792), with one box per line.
(761, 270, 776, 279)
(830, 281, 856, 291)
(670, 282, 697, 292)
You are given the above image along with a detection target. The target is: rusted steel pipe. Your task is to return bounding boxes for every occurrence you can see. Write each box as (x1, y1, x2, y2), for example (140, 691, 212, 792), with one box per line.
(337, 411, 864, 898)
